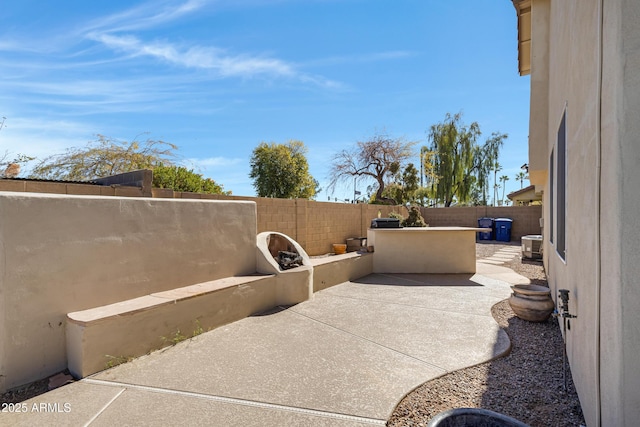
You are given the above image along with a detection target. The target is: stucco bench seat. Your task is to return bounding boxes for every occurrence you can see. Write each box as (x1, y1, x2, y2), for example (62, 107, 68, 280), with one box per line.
(311, 251, 373, 292)
(66, 274, 277, 379)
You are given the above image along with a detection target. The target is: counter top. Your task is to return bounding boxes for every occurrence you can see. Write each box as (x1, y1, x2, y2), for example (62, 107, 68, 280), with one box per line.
(369, 226, 491, 232)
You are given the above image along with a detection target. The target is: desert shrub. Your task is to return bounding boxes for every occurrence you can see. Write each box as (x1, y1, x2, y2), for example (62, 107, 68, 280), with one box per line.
(401, 206, 427, 227)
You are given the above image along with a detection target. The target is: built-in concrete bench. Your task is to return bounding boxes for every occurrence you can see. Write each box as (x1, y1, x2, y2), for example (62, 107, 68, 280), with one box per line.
(67, 232, 316, 380)
(311, 252, 373, 292)
(66, 274, 278, 379)
(66, 234, 372, 380)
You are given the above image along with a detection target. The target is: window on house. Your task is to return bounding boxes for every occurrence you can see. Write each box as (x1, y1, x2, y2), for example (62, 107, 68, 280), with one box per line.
(556, 110, 567, 261)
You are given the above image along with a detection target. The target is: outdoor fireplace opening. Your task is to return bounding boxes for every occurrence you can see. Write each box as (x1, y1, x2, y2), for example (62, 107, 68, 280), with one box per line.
(267, 234, 303, 270)
(256, 232, 311, 273)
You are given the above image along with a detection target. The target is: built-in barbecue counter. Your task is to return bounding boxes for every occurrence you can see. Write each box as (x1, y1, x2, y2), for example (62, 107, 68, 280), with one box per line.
(367, 227, 490, 274)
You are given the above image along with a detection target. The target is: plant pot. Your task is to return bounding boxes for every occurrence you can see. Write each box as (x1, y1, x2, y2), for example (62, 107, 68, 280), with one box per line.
(428, 408, 529, 427)
(508, 284, 555, 322)
(332, 244, 347, 255)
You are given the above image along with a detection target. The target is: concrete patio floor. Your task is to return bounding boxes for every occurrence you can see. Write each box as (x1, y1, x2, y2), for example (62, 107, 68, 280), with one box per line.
(3, 263, 523, 427)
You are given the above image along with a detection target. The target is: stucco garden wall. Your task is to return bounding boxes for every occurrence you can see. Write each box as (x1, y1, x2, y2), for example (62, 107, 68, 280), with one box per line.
(0, 179, 543, 256)
(0, 192, 257, 392)
(154, 195, 541, 254)
(0, 185, 542, 392)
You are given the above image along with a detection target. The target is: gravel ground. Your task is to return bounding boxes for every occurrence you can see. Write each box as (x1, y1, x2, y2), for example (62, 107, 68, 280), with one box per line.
(387, 241, 586, 427)
(2, 242, 586, 427)
(0, 375, 51, 405)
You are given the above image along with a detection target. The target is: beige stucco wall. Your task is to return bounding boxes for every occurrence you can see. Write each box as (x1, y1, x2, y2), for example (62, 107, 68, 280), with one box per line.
(312, 253, 373, 292)
(0, 192, 257, 391)
(525, 0, 640, 424)
(367, 228, 479, 274)
(0, 180, 544, 255)
(599, 0, 640, 425)
(545, 1, 601, 425)
(527, 0, 550, 187)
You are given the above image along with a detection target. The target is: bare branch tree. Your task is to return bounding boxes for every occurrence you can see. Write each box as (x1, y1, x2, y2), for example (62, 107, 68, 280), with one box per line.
(328, 132, 417, 203)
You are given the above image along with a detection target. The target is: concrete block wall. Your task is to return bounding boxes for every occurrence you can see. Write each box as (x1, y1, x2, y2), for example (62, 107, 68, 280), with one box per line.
(305, 201, 360, 255)
(257, 198, 297, 240)
(0, 179, 148, 197)
(420, 206, 543, 241)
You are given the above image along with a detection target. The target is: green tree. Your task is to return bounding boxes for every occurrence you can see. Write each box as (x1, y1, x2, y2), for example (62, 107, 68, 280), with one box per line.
(492, 162, 502, 206)
(401, 163, 420, 203)
(418, 147, 437, 206)
(30, 135, 178, 180)
(500, 175, 509, 205)
(249, 140, 318, 199)
(328, 132, 417, 203)
(152, 164, 229, 195)
(476, 134, 505, 205)
(515, 171, 528, 188)
(426, 112, 506, 207)
(382, 162, 419, 205)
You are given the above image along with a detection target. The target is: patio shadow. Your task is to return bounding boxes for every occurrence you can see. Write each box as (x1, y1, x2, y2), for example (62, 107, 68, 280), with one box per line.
(352, 273, 483, 287)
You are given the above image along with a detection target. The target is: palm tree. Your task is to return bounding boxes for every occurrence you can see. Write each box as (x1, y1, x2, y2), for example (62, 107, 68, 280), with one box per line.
(515, 171, 527, 188)
(500, 175, 509, 205)
(493, 162, 502, 206)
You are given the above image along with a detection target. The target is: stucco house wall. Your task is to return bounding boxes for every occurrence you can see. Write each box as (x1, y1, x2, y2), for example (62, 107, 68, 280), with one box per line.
(0, 192, 257, 392)
(514, 0, 640, 425)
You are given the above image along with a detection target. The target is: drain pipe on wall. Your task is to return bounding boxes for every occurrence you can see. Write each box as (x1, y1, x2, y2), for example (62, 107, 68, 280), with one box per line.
(595, 0, 604, 424)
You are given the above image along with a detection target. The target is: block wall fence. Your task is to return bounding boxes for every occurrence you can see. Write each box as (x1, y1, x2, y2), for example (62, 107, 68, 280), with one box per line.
(0, 180, 542, 256)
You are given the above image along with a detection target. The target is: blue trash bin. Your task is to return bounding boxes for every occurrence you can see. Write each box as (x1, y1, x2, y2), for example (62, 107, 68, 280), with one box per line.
(495, 218, 513, 242)
(478, 217, 494, 240)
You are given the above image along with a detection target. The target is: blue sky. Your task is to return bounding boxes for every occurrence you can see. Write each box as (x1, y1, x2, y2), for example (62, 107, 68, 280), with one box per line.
(1, 0, 530, 202)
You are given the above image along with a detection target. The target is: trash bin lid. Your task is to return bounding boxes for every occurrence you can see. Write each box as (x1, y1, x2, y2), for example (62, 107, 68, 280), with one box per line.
(495, 218, 513, 222)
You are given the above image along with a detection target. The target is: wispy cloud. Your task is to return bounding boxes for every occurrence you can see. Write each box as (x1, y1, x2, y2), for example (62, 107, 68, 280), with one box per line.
(301, 50, 415, 68)
(82, 0, 209, 34)
(79, 0, 341, 87)
(0, 116, 95, 162)
(88, 33, 297, 79)
(186, 156, 243, 168)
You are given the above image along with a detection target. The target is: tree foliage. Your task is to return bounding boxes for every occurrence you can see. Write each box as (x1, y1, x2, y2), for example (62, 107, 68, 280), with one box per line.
(382, 162, 420, 205)
(328, 132, 417, 203)
(28, 135, 227, 194)
(500, 174, 510, 205)
(30, 135, 178, 181)
(1, 152, 34, 178)
(152, 164, 230, 195)
(249, 140, 318, 199)
(426, 112, 506, 207)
